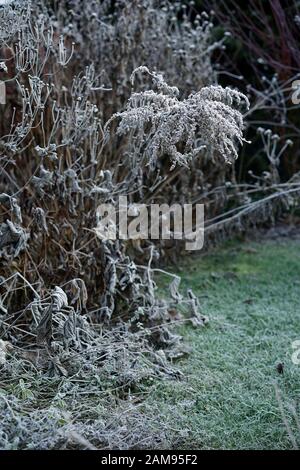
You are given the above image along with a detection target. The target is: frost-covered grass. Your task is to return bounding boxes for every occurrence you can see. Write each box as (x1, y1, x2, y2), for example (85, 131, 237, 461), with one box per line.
(150, 237, 300, 449)
(2, 236, 300, 449)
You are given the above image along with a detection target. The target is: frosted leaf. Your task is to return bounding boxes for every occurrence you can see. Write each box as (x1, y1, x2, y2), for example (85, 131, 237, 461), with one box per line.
(52, 286, 68, 311)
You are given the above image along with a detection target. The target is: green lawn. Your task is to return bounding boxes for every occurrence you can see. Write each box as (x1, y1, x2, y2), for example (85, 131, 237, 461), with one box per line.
(150, 237, 300, 449)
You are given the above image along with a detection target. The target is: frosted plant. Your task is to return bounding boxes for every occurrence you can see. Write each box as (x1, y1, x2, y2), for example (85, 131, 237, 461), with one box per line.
(257, 127, 293, 169)
(0, 1, 249, 341)
(254, 127, 293, 185)
(0, 0, 30, 44)
(53, 0, 225, 120)
(107, 66, 250, 170)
